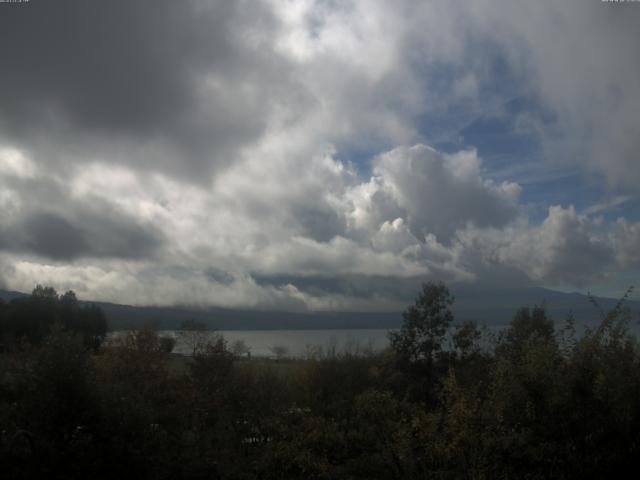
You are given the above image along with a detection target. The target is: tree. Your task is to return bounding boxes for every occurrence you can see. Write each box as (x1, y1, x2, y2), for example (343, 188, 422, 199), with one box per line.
(389, 281, 454, 364)
(453, 320, 482, 359)
(497, 304, 555, 356)
(270, 344, 289, 360)
(231, 339, 251, 357)
(159, 336, 176, 353)
(178, 319, 209, 356)
(79, 303, 107, 350)
(58, 290, 107, 350)
(31, 285, 58, 301)
(0, 287, 107, 349)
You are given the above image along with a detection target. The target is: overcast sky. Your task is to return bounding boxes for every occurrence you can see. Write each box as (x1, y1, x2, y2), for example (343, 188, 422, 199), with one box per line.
(0, 0, 639, 310)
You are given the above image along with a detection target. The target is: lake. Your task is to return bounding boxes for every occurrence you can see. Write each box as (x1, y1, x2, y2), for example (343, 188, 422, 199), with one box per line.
(109, 320, 625, 358)
(109, 329, 392, 357)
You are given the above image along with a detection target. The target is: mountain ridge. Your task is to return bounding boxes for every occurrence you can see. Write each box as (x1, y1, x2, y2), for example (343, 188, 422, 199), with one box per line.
(1, 286, 638, 331)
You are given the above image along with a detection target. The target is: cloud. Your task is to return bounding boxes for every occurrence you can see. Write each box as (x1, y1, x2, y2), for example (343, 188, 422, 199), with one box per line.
(0, 1, 639, 309)
(491, 1, 640, 190)
(0, 208, 164, 262)
(459, 206, 616, 287)
(611, 219, 640, 270)
(5, 213, 90, 261)
(0, 0, 294, 181)
(363, 145, 520, 242)
(408, 0, 640, 190)
(3, 133, 640, 309)
(0, 158, 165, 261)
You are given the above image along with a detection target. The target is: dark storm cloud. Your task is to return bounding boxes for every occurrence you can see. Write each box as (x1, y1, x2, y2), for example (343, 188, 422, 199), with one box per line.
(0, 172, 165, 261)
(0, 0, 290, 180)
(0, 210, 164, 261)
(18, 213, 90, 261)
(1, 0, 203, 133)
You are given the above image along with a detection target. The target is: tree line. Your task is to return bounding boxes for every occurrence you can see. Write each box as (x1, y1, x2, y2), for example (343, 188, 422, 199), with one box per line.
(1, 282, 639, 479)
(0, 285, 107, 351)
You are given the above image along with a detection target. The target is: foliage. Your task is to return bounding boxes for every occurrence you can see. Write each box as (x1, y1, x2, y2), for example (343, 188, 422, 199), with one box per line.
(0, 286, 107, 350)
(269, 344, 290, 360)
(177, 318, 209, 356)
(389, 281, 454, 364)
(231, 338, 251, 357)
(159, 335, 177, 354)
(1, 282, 639, 478)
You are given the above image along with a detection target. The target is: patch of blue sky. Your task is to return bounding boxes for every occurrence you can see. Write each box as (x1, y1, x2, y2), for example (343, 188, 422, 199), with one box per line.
(422, 95, 589, 221)
(414, 55, 546, 165)
(336, 53, 637, 225)
(334, 52, 524, 173)
(333, 140, 387, 178)
(420, 68, 628, 224)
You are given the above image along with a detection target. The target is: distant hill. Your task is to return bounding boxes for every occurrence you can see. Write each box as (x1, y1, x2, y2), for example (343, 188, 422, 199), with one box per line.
(1, 286, 638, 331)
(451, 286, 639, 329)
(0, 289, 29, 302)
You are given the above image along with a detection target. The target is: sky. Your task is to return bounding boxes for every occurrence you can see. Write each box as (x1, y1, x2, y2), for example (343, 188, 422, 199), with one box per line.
(0, 0, 639, 310)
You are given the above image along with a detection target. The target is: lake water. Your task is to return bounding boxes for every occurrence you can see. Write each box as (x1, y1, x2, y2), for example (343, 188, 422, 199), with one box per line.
(110, 321, 628, 358)
(173, 329, 393, 357)
(110, 329, 392, 357)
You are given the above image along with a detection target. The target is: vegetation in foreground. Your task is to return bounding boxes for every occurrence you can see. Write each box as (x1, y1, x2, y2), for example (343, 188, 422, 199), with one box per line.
(1, 283, 639, 479)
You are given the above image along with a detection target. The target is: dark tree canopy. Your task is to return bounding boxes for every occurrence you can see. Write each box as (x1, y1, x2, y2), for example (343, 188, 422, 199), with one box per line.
(389, 281, 454, 364)
(0, 285, 107, 349)
(498, 304, 555, 356)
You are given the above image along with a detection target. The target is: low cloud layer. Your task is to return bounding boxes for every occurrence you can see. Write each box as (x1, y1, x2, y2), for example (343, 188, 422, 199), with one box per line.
(0, 0, 638, 309)
(2, 141, 638, 309)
